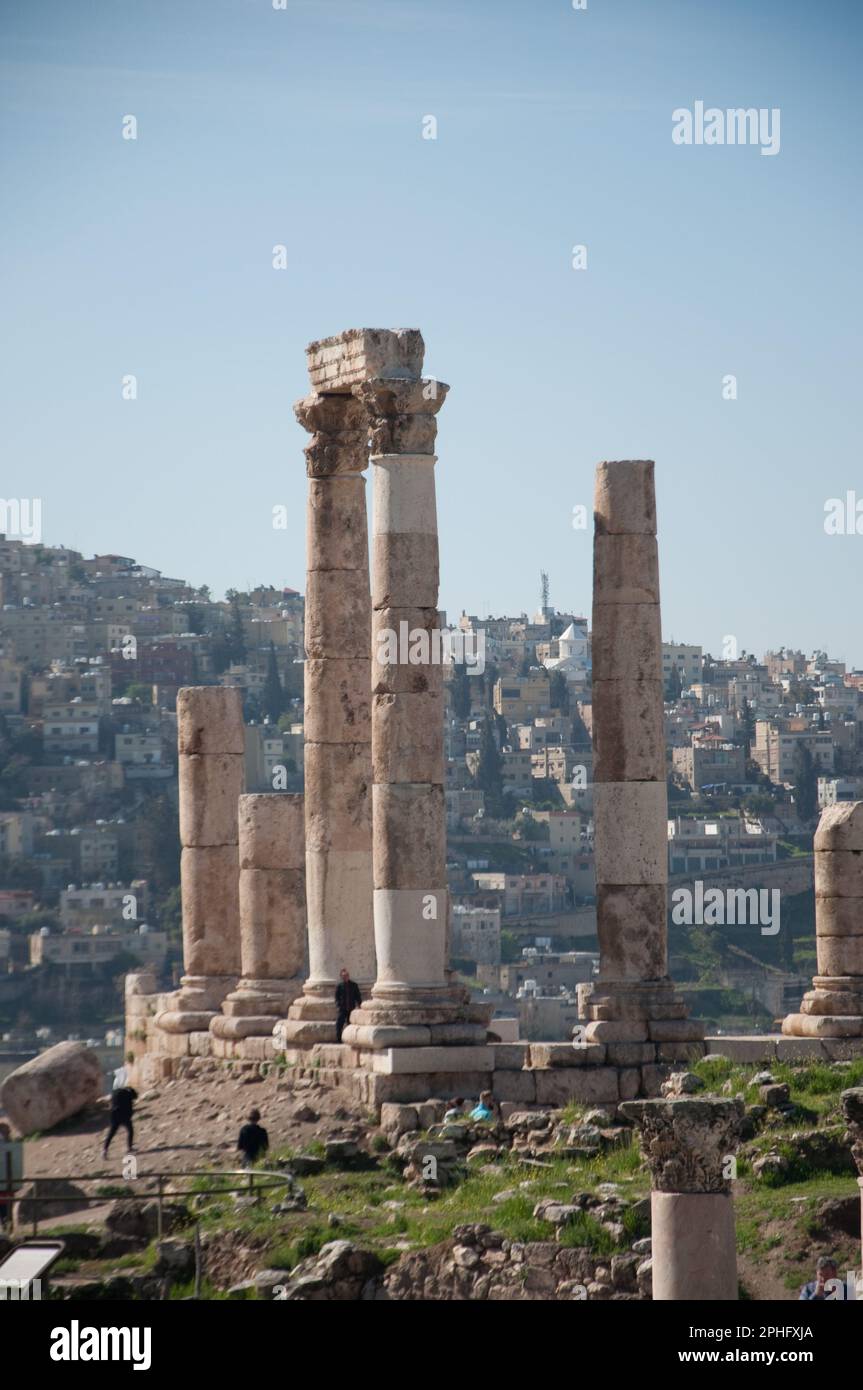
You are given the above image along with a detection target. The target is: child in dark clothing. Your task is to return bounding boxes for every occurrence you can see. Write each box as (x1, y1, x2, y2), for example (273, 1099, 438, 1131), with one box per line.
(237, 1108, 269, 1167)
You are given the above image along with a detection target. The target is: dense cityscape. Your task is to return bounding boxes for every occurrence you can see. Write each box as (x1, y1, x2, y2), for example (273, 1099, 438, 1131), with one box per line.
(2, 530, 858, 1073)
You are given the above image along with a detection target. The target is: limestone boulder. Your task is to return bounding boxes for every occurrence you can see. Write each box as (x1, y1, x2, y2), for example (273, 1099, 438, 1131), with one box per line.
(0, 1040, 103, 1134)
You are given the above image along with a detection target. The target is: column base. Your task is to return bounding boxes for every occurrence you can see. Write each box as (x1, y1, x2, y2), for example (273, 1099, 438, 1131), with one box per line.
(783, 976, 863, 1036)
(154, 975, 237, 1033)
(579, 979, 705, 1044)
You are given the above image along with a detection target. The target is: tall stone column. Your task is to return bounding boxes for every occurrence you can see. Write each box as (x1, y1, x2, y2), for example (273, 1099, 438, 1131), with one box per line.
(157, 686, 244, 1032)
(283, 388, 376, 1044)
(581, 461, 703, 1050)
(342, 366, 490, 1073)
(620, 1097, 743, 1300)
(783, 802, 863, 1038)
(211, 794, 305, 1040)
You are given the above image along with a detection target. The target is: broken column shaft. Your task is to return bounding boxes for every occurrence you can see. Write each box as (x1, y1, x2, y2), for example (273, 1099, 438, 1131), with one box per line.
(212, 793, 306, 1040)
(582, 460, 703, 1051)
(157, 686, 244, 1032)
(783, 801, 863, 1038)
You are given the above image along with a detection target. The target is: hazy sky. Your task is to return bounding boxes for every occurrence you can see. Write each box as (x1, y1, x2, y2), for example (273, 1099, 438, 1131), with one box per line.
(2, 0, 861, 663)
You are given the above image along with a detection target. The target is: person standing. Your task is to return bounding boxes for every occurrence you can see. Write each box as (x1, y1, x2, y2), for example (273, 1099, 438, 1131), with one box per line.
(103, 1085, 137, 1158)
(334, 968, 361, 1044)
(237, 1109, 269, 1168)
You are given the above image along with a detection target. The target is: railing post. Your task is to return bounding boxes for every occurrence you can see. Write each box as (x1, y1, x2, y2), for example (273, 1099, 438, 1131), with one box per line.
(157, 1174, 164, 1239)
(194, 1222, 202, 1299)
(31, 1177, 38, 1238)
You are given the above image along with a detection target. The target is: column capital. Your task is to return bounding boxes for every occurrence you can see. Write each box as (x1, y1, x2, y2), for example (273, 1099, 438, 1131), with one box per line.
(619, 1097, 744, 1193)
(293, 392, 369, 477)
(354, 377, 449, 456)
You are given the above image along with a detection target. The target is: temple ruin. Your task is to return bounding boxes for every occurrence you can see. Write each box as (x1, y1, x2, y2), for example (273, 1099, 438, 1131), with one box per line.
(127, 329, 863, 1116)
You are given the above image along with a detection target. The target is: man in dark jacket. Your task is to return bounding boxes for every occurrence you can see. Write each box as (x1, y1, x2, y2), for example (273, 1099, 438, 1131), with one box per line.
(237, 1109, 269, 1168)
(335, 968, 362, 1043)
(103, 1086, 137, 1158)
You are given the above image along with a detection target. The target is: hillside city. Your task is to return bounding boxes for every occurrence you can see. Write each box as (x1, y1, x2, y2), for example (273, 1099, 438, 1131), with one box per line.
(1, 533, 858, 1075)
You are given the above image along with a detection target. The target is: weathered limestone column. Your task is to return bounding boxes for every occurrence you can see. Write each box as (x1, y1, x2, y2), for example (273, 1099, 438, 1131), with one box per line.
(156, 686, 244, 1032)
(841, 1088, 863, 1291)
(283, 377, 376, 1044)
(620, 1097, 743, 1300)
(343, 362, 490, 1073)
(580, 461, 703, 1052)
(211, 794, 305, 1040)
(783, 802, 863, 1038)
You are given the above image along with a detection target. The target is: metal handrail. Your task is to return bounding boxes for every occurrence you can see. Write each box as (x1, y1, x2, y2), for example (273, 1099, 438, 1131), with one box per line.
(5, 1168, 296, 1239)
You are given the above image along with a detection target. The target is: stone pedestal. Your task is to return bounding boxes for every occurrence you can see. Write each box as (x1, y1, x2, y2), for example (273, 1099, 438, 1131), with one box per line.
(784, 803, 863, 1038)
(283, 348, 380, 1046)
(156, 687, 243, 1033)
(620, 1096, 743, 1300)
(212, 794, 306, 1040)
(579, 461, 703, 1051)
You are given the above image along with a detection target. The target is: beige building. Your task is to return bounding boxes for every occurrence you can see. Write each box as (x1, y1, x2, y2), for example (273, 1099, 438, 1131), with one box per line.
(493, 674, 552, 721)
(450, 905, 501, 965)
(752, 720, 834, 784)
(662, 642, 703, 688)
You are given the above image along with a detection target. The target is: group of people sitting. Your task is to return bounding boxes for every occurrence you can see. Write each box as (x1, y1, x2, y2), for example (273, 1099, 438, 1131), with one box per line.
(444, 1091, 496, 1123)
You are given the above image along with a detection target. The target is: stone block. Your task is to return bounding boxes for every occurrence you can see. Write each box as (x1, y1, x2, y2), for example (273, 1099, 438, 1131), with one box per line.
(592, 679, 665, 783)
(594, 460, 656, 536)
(656, 1043, 705, 1064)
(593, 533, 660, 605)
(180, 846, 241, 976)
(177, 686, 244, 756)
(373, 532, 439, 609)
(618, 1068, 641, 1101)
(533, 1067, 619, 1106)
(775, 1036, 828, 1059)
(239, 868, 306, 978)
(593, 782, 668, 885)
(592, 603, 661, 684)
(814, 896, 863, 937)
(371, 607, 444, 695)
(179, 754, 244, 847)
(641, 1063, 673, 1097)
(584, 1020, 648, 1043)
(380, 1103, 419, 1136)
(528, 1042, 606, 1068)
(305, 569, 371, 660)
(372, 784, 446, 888)
(606, 1042, 656, 1067)
(816, 935, 863, 978)
(703, 1035, 777, 1063)
(189, 1031, 212, 1057)
(304, 659, 371, 746)
(491, 1043, 530, 1069)
(595, 885, 668, 979)
(0, 1041, 103, 1135)
(306, 475, 369, 572)
(492, 1069, 537, 1103)
(371, 1046, 494, 1075)
(372, 692, 444, 784)
(306, 328, 424, 392)
(238, 793, 304, 870)
(814, 851, 863, 898)
(304, 744, 372, 852)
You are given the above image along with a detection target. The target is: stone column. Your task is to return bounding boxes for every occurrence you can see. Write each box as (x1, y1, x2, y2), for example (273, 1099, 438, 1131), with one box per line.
(343, 367, 489, 1066)
(580, 461, 703, 1050)
(620, 1097, 743, 1300)
(283, 387, 376, 1043)
(783, 802, 863, 1038)
(841, 1088, 863, 1292)
(157, 686, 244, 1032)
(211, 794, 305, 1040)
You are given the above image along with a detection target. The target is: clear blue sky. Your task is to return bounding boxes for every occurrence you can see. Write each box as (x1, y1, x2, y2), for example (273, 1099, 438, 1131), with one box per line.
(2, 0, 861, 663)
